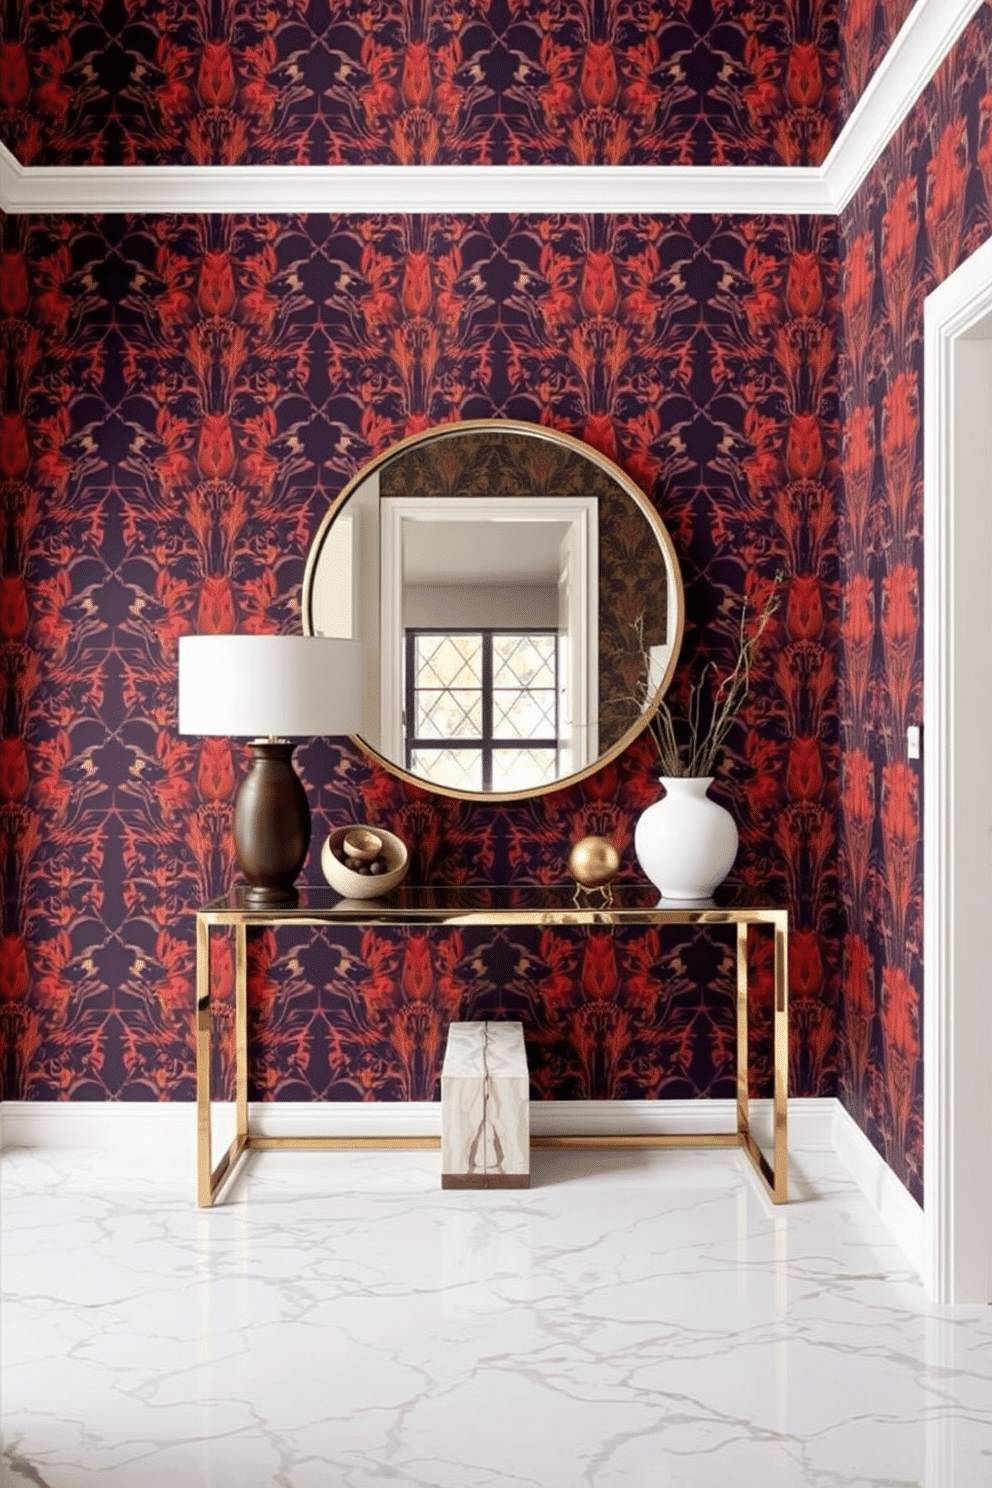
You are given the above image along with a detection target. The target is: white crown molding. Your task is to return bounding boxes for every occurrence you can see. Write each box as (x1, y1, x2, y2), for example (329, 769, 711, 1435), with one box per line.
(828, 0, 984, 213)
(0, 138, 18, 208)
(0, 152, 830, 216)
(0, 0, 978, 218)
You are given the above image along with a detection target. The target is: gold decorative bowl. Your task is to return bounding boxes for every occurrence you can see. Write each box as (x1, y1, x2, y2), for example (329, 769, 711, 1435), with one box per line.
(321, 824, 409, 899)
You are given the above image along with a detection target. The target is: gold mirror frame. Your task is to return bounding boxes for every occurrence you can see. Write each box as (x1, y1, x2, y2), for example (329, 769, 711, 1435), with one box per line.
(301, 419, 684, 802)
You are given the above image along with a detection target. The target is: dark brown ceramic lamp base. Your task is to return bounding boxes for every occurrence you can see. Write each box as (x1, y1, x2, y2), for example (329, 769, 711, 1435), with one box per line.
(233, 741, 310, 906)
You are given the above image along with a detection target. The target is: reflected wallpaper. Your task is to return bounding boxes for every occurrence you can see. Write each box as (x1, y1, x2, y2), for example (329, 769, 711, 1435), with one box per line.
(0, 210, 840, 1107)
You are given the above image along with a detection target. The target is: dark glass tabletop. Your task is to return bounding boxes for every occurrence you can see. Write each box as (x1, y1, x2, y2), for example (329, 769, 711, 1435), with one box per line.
(199, 882, 786, 922)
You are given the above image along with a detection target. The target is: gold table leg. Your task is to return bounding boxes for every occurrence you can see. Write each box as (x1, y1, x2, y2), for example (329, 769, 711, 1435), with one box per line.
(736, 917, 789, 1204)
(235, 922, 248, 1143)
(196, 914, 212, 1207)
(772, 916, 789, 1202)
(196, 916, 250, 1207)
(736, 921, 749, 1146)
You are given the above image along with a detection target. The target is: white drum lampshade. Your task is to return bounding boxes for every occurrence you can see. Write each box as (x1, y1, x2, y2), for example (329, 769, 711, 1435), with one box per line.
(178, 634, 362, 739)
(178, 635, 364, 905)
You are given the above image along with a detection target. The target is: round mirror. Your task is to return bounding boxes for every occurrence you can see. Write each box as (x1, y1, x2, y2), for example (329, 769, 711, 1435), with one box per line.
(302, 421, 683, 801)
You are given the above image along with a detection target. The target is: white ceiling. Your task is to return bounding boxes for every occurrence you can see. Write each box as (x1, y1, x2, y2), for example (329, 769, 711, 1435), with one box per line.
(403, 519, 568, 586)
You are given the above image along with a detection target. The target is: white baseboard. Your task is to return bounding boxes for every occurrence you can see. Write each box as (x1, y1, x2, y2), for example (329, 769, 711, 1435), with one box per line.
(0, 1096, 835, 1147)
(831, 1100, 925, 1278)
(1, 1095, 922, 1274)
(0, 1099, 197, 1149)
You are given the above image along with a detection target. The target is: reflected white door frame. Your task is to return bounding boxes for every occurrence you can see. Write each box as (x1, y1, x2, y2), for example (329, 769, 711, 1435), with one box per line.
(379, 495, 597, 771)
(923, 236, 992, 1302)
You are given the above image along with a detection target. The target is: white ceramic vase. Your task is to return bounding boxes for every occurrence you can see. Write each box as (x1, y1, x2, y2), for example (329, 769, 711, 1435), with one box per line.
(634, 776, 739, 900)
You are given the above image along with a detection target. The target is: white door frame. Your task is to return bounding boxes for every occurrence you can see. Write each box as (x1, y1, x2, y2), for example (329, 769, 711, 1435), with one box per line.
(923, 235, 992, 1301)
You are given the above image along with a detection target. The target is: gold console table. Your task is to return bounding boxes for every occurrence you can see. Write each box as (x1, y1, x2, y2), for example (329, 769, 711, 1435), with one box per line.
(195, 885, 789, 1207)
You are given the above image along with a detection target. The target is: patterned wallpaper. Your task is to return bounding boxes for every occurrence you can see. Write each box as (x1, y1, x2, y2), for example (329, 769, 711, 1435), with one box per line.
(840, 0, 920, 126)
(0, 0, 965, 1206)
(0, 0, 840, 167)
(838, 1, 992, 1206)
(0, 210, 840, 1104)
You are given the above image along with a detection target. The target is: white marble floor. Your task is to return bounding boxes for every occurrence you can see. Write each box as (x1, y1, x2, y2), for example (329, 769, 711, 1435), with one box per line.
(2, 1141, 991, 1488)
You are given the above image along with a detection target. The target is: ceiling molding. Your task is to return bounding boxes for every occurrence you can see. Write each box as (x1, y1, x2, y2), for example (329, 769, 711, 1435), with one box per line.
(0, 153, 831, 216)
(0, 0, 980, 219)
(0, 139, 20, 211)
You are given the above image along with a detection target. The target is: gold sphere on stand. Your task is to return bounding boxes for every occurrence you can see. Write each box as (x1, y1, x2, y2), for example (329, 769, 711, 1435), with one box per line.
(567, 836, 621, 888)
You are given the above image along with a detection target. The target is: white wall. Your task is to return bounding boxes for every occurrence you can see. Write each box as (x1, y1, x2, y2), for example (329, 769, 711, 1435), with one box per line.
(403, 583, 558, 630)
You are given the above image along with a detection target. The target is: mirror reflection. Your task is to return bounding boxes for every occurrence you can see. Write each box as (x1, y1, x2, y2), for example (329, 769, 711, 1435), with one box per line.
(302, 422, 683, 801)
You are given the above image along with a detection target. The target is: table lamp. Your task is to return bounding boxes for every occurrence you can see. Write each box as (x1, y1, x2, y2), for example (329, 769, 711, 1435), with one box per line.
(178, 634, 363, 906)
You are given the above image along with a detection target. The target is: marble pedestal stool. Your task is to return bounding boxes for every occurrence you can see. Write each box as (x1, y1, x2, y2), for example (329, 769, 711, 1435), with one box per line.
(441, 1021, 530, 1189)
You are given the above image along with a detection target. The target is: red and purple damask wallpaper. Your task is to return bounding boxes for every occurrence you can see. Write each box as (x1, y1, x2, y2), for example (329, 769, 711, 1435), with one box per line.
(840, 0, 919, 127)
(0, 0, 840, 167)
(0, 209, 841, 1106)
(838, 1, 992, 1206)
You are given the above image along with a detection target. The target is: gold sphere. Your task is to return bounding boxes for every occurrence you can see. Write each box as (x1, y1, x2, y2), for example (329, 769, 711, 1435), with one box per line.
(567, 836, 620, 888)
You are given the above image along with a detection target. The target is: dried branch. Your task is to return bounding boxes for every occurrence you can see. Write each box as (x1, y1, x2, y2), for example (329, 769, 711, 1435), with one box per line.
(636, 579, 781, 779)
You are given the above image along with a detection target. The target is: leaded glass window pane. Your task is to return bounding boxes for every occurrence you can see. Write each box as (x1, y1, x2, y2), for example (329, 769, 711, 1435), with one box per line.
(415, 633, 482, 689)
(491, 749, 559, 791)
(492, 633, 556, 689)
(406, 629, 558, 791)
(410, 748, 483, 792)
(415, 690, 483, 740)
(492, 633, 558, 740)
(492, 689, 557, 740)
(411, 633, 484, 740)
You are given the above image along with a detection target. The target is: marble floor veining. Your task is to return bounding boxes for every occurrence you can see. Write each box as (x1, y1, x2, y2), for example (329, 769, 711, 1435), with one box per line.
(2, 1141, 991, 1487)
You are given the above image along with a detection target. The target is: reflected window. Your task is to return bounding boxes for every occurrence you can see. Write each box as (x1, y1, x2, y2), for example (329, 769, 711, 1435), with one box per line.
(406, 629, 558, 791)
